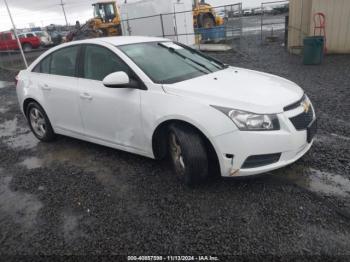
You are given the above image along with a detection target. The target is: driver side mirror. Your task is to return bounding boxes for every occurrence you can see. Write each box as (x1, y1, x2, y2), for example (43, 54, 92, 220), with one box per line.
(103, 71, 138, 89)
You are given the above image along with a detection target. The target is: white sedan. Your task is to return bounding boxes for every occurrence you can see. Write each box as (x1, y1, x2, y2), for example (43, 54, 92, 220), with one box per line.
(16, 36, 317, 185)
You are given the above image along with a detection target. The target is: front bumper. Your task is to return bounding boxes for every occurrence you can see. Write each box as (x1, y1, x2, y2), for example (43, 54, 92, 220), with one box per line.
(213, 107, 316, 177)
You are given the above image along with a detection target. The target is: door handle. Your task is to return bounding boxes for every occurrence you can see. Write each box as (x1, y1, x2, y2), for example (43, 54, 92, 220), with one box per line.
(80, 93, 93, 101)
(40, 84, 51, 91)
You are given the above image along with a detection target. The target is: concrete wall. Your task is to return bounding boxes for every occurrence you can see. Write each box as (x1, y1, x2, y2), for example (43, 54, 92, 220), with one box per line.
(288, 0, 350, 54)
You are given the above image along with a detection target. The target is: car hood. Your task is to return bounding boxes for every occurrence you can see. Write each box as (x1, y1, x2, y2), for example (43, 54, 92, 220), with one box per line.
(163, 67, 304, 114)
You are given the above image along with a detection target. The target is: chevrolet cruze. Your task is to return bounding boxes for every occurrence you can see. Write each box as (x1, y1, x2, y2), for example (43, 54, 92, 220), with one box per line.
(16, 36, 317, 185)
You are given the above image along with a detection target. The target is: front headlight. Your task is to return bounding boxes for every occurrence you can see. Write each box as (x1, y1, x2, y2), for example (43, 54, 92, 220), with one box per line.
(212, 106, 280, 131)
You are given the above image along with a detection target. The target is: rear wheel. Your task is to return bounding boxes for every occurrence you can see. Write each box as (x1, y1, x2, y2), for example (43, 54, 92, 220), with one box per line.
(168, 124, 209, 186)
(22, 43, 32, 52)
(26, 102, 56, 142)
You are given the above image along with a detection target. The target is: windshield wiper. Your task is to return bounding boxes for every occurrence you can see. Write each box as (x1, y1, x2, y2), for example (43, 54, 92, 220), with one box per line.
(158, 42, 213, 74)
(174, 41, 228, 70)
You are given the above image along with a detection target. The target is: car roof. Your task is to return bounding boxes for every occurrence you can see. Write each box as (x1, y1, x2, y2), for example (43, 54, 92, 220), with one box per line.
(73, 36, 169, 46)
(27, 36, 171, 71)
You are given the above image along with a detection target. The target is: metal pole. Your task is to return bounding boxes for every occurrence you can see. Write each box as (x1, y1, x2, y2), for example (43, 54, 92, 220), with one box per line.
(60, 0, 69, 26)
(260, 2, 264, 43)
(4, 0, 28, 68)
(173, 4, 178, 42)
(160, 14, 165, 37)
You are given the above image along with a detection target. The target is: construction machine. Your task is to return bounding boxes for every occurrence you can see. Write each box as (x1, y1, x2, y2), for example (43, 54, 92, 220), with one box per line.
(67, 1, 122, 41)
(90, 1, 122, 36)
(192, 0, 224, 28)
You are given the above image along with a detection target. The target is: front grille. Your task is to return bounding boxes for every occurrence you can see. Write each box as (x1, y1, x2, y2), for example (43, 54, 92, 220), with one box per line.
(289, 106, 314, 130)
(241, 153, 281, 169)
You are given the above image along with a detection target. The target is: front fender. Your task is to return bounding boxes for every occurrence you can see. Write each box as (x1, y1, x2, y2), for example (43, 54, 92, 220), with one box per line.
(141, 90, 237, 156)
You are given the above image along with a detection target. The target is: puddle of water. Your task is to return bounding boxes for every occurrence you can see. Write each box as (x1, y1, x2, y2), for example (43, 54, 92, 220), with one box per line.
(19, 144, 130, 196)
(0, 117, 38, 149)
(0, 107, 9, 114)
(308, 168, 350, 197)
(314, 134, 350, 146)
(331, 133, 350, 141)
(19, 157, 43, 169)
(0, 100, 14, 114)
(0, 118, 18, 137)
(0, 81, 12, 89)
(4, 132, 39, 149)
(275, 166, 350, 198)
(0, 175, 43, 228)
(63, 212, 79, 236)
(62, 211, 88, 241)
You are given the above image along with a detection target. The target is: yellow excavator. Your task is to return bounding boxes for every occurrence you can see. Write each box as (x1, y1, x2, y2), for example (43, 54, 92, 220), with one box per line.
(67, 0, 222, 41)
(192, 0, 224, 28)
(67, 1, 122, 41)
(90, 1, 122, 36)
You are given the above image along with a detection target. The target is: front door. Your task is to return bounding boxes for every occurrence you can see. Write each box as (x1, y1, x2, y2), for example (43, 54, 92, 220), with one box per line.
(78, 44, 144, 151)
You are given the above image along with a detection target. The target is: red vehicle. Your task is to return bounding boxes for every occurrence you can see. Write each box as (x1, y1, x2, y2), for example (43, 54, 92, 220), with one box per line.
(0, 31, 41, 52)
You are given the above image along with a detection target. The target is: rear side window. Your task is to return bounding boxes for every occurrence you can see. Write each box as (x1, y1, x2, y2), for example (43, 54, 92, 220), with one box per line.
(0, 33, 11, 40)
(32, 55, 51, 74)
(83, 45, 130, 81)
(50, 46, 79, 77)
(41, 56, 51, 74)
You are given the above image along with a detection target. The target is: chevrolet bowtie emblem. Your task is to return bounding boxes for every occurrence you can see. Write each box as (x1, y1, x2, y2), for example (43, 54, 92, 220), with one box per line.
(301, 100, 310, 113)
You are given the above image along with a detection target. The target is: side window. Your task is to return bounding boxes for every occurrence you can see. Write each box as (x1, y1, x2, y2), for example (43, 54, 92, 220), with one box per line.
(26, 33, 34, 38)
(18, 34, 25, 39)
(32, 55, 51, 74)
(50, 46, 79, 77)
(83, 45, 130, 81)
(32, 64, 40, 73)
(41, 56, 51, 74)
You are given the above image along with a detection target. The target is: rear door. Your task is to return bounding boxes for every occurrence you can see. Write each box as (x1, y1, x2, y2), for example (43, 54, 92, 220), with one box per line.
(31, 45, 84, 134)
(25, 32, 40, 48)
(77, 44, 144, 150)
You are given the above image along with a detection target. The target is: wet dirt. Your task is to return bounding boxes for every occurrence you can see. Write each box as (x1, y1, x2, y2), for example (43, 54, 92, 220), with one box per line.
(270, 165, 350, 198)
(0, 117, 39, 149)
(0, 81, 12, 89)
(0, 38, 350, 257)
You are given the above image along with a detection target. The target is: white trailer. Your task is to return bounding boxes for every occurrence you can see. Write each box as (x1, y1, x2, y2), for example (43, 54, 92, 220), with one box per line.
(119, 0, 195, 46)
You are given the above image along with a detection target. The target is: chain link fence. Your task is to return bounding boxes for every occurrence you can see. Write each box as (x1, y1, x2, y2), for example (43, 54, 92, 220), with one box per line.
(260, 0, 289, 43)
(0, 1, 291, 80)
(120, 3, 243, 49)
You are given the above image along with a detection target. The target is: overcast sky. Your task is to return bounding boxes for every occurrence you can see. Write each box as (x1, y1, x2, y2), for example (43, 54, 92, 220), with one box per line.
(0, 0, 265, 31)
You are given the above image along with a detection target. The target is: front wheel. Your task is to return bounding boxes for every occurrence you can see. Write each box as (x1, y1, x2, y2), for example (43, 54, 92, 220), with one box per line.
(168, 124, 209, 186)
(22, 43, 32, 52)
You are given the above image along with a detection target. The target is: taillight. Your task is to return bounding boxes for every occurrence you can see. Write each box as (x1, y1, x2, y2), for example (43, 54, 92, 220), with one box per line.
(15, 75, 19, 87)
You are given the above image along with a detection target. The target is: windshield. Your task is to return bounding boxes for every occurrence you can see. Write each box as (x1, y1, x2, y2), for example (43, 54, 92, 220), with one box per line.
(119, 42, 226, 84)
(94, 3, 115, 21)
(34, 32, 45, 37)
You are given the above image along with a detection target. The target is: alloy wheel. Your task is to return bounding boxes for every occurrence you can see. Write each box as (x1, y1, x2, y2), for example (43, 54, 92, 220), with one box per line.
(169, 132, 186, 175)
(29, 108, 46, 138)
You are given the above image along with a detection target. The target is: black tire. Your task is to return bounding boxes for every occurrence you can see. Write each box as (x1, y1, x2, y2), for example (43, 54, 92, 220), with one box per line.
(168, 124, 209, 186)
(26, 102, 56, 142)
(22, 43, 32, 52)
(101, 29, 108, 37)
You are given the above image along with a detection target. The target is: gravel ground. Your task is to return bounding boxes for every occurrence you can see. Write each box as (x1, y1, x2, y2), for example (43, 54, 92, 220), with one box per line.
(0, 36, 350, 260)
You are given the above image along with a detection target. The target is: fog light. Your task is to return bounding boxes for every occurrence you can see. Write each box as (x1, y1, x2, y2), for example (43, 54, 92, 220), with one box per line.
(229, 169, 240, 176)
